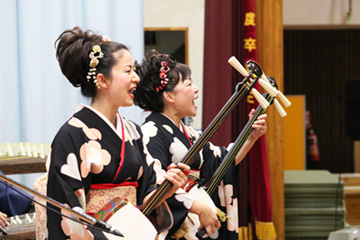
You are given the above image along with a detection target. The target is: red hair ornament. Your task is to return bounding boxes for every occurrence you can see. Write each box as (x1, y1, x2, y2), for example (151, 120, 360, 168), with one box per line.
(156, 61, 170, 92)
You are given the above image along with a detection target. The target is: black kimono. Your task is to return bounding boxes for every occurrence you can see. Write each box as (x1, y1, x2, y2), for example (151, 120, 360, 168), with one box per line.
(47, 106, 157, 239)
(142, 112, 238, 240)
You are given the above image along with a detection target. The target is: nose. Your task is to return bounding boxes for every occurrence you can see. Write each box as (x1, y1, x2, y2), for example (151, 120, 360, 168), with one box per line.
(193, 83, 199, 94)
(132, 71, 140, 83)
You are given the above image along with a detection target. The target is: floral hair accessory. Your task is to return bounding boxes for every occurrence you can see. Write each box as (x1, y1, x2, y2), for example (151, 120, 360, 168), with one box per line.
(102, 36, 111, 42)
(87, 45, 104, 88)
(156, 61, 170, 92)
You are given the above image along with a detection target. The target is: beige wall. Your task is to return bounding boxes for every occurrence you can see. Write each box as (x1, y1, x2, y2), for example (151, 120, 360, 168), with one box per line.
(144, 0, 205, 129)
(283, 0, 360, 27)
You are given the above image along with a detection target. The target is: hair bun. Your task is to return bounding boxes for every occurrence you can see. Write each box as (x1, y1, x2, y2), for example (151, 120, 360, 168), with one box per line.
(55, 26, 103, 87)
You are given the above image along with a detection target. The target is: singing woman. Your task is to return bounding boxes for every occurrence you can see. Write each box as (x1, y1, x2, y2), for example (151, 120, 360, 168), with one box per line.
(134, 50, 267, 240)
(46, 27, 189, 239)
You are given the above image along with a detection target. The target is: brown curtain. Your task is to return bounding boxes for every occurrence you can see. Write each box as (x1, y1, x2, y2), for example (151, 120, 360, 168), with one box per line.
(203, 1, 276, 239)
(203, 0, 250, 231)
(202, 0, 248, 145)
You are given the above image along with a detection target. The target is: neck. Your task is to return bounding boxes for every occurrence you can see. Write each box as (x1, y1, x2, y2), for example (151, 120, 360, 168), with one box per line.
(161, 110, 182, 128)
(91, 99, 118, 127)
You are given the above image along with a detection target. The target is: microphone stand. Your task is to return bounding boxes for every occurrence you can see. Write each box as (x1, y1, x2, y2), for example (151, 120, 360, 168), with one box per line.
(0, 174, 124, 238)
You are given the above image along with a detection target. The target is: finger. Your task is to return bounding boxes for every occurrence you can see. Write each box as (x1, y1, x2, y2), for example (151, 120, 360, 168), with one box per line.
(163, 174, 176, 184)
(257, 113, 268, 120)
(167, 163, 177, 170)
(248, 108, 256, 118)
(167, 168, 186, 179)
(215, 220, 221, 228)
(0, 220, 7, 228)
(252, 122, 267, 130)
(253, 118, 266, 125)
(177, 163, 190, 172)
(252, 124, 263, 130)
(166, 164, 188, 181)
(177, 164, 190, 176)
(206, 225, 215, 235)
(252, 123, 266, 129)
(164, 172, 185, 187)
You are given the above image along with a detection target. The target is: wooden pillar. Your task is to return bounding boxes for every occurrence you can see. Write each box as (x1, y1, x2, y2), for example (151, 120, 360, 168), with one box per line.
(255, 0, 285, 239)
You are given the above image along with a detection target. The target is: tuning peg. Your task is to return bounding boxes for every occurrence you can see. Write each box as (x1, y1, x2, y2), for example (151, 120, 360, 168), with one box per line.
(31, 143, 38, 157)
(229, 56, 291, 111)
(262, 72, 291, 108)
(24, 142, 32, 157)
(260, 73, 279, 97)
(5, 143, 14, 156)
(277, 91, 291, 108)
(39, 144, 45, 158)
(25, 213, 33, 223)
(10, 217, 17, 225)
(252, 88, 269, 109)
(228, 56, 249, 77)
(261, 72, 291, 108)
(258, 78, 278, 97)
(273, 99, 287, 117)
(10, 215, 22, 224)
(17, 142, 26, 156)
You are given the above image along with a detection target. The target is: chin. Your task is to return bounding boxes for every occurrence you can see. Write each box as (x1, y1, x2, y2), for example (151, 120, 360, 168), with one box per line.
(122, 101, 133, 107)
(190, 111, 197, 117)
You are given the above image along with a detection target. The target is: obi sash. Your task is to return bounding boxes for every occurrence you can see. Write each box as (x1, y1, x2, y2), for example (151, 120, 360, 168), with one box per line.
(85, 182, 138, 216)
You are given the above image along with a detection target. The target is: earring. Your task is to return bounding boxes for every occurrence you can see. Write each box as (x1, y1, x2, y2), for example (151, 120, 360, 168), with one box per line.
(93, 79, 100, 89)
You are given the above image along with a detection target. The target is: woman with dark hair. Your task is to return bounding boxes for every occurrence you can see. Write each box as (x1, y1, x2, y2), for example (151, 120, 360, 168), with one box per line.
(46, 27, 189, 239)
(134, 50, 267, 240)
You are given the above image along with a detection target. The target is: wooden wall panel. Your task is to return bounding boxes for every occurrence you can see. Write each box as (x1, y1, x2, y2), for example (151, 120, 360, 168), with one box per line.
(284, 29, 360, 173)
(283, 95, 306, 170)
(255, 0, 285, 239)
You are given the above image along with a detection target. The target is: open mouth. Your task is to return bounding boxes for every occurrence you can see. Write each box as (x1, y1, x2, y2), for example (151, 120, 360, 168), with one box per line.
(193, 95, 199, 109)
(129, 88, 136, 98)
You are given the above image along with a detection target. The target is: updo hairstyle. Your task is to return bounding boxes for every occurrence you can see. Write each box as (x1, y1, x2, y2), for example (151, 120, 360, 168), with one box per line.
(134, 49, 191, 112)
(55, 26, 128, 97)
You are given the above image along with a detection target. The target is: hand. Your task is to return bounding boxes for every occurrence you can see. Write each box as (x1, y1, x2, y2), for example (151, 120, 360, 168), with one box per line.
(249, 108, 267, 139)
(190, 200, 220, 236)
(0, 211, 7, 229)
(163, 163, 190, 198)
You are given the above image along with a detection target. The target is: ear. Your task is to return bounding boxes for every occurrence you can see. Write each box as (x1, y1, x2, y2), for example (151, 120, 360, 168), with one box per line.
(96, 74, 109, 89)
(163, 91, 175, 104)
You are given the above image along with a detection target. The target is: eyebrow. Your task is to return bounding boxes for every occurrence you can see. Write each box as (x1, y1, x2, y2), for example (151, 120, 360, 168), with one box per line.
(123, 64, 134, 69)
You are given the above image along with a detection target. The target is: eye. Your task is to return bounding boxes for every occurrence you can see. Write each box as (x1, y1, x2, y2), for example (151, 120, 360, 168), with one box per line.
(185, 79, 192, 86)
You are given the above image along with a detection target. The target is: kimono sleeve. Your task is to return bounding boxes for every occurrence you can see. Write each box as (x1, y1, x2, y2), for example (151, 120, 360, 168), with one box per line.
(46, 126, 104, 239)
(135, 128, 157, 205)
(141, 124, 195, 238)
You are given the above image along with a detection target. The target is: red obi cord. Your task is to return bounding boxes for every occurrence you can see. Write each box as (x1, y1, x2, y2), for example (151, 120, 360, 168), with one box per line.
(90, 181, 139, 189)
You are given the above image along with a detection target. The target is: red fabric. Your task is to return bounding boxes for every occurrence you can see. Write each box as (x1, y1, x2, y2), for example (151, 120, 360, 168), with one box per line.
(242, 0, 273, 224)
(203, 0, 274, 234)
(89, 182, 139, 189)
(203, 0, 235, 146)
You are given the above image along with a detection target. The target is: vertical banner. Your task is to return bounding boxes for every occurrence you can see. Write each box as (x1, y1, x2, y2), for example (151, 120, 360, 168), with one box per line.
(242, 0, 277, 239)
